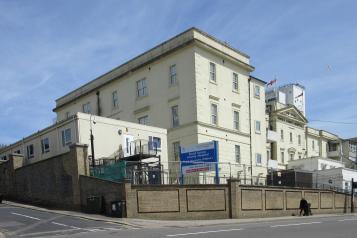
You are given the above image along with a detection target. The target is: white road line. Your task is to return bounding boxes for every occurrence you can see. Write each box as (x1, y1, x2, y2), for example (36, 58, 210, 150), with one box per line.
(18, 228, 80, 237)
(102, 227, 122, 231)
(166, 228, 243, 237)
(11, 212, 41, 221)
(271, 221, 321, 228)
(338, 218, 357, 222)
(51, 222, 70, 227)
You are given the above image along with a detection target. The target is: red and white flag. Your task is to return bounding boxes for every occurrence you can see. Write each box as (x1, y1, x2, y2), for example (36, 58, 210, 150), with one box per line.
(267, 79, 277, 87)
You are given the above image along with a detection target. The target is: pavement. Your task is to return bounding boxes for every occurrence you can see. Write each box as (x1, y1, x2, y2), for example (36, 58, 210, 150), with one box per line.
(1, 201, 357, 237)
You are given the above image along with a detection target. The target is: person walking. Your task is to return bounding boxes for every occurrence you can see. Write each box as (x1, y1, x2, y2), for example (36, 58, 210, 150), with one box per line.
(299, 198, 308, 216)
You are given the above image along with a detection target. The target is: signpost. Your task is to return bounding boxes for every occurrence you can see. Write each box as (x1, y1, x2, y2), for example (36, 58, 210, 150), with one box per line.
(352, 178, 357, 213)
(180, 141, 219, 184)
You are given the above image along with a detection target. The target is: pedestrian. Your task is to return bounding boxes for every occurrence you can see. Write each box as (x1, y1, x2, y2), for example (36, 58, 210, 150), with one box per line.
(299, 198, 308, 216)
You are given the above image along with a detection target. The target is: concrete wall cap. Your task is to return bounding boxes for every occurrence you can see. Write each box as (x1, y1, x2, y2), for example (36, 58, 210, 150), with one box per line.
(69, 143, 89, 148)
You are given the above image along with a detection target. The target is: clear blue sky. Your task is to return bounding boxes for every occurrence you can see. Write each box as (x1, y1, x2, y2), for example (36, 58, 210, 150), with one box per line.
(0, 0, 356, 144)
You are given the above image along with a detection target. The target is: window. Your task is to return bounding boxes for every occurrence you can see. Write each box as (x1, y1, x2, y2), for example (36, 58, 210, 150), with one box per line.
(136, 78, 148, 97)
(255, 121, 261, 133)
(169, 64, 177, 85)
(267, 150, 270, 161)
(298, 135, 301, 145)
(149, 136, 161, 151)
(256, 153, 262, 164)
(254, 85, 260, 98)
(329, 143, 337, 152)
(289, 153, 294, 161)
(210, 104, 218, 125)
(15, 149, 21, 154)
(138, 115, 149, 125)
(61, 128, 72, 147)
(112, 91, 119, 109)
(280, 129, 284, 141)
(232, 73, 238, 91)
(41, 138, 50, 154)
(1, 155, 7, 161)
(281, 151, 285, 163)
(27, 144, 34, 159)
(233, 111, 239, 130)
(312, 140, 315, 150)
(65, 112, 70, 119)
(209, 62, 216, 82)
(290, 132, 293, 143)
(171, 105, 179, 128)
(173, 142, 180, 161)
(235, 145, 241, 163)
(82, 102, 91, 114)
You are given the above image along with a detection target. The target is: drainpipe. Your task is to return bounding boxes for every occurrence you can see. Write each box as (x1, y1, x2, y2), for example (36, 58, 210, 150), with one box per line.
(248, 77, 253, 185)
(96, 91, 101, 116)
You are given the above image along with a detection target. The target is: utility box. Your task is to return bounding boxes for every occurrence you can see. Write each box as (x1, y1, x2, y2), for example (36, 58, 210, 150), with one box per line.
(86, 196, 103, 214)
(111, 200, 126, 218)
(267, 169, 313, 188)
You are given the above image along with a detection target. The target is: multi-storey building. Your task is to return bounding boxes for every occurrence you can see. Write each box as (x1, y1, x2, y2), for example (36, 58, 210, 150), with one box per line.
(341, 138, 357, 169)
(52, 27, 267, 182)
(266, 84, 341, 170)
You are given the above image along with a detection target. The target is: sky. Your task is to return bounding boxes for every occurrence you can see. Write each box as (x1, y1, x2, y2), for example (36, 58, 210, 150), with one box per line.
(0, 0, 357, 144)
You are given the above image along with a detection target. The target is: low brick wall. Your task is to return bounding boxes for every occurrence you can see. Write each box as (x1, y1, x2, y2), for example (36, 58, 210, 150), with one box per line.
(125, 184, 230, 219)
(229, 180, 351, 218)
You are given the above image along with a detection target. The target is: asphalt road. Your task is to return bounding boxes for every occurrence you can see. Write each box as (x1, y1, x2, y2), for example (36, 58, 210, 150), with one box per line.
(0, 204, 127, 237)
(1, 203, 357, 238)
(71, 214, 357, 238)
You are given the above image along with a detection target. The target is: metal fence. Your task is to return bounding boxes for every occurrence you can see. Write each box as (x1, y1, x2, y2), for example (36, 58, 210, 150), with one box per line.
(90, 159, 267, 185)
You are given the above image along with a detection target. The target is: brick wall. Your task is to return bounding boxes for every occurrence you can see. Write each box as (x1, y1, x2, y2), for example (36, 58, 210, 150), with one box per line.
(0, 144, 89, 210)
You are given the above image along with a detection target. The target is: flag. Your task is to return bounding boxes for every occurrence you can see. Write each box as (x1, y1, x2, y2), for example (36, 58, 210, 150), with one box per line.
(267, 79, 277, 87)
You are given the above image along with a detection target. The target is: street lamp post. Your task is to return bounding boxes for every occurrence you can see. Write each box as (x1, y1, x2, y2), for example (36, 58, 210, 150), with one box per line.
(90, 115, 96, 168)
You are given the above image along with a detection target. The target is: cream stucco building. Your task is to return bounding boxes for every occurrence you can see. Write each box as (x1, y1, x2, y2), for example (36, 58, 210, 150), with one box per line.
(266, 84, 342, 171)
(52, 28, 267, 183)
(0, 113, 168, 168)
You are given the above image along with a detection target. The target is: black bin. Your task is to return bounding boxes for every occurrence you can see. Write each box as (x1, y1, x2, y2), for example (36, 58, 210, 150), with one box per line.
(111, 200, 126, 218)
(86, 196, 102, 214)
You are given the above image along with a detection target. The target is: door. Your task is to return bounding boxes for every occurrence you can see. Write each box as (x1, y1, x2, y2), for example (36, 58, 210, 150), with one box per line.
(123, 135, 134, 157)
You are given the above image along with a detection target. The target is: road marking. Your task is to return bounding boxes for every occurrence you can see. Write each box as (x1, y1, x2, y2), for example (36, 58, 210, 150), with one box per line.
(52, 222, 70, 227)
(102, 227, 122, 231)
(11, 212, 41, 221)
(166, 228, 243, 237)
(338, 218, 357, 222)
(271, 221, 321, 228)
(18, 228, 80, 237)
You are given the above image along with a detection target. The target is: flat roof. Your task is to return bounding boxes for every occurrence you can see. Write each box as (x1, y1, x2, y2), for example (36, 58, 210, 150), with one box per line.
(54, 27, 253, 111)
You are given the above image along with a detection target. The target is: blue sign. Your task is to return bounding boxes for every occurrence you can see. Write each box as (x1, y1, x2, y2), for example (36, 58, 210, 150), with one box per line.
(180, 141, 219, 183)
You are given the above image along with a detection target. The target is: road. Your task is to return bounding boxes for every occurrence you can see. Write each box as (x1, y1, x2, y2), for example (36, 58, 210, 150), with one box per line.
(0, 204, 127, 237)
(1, 203, 357, 238)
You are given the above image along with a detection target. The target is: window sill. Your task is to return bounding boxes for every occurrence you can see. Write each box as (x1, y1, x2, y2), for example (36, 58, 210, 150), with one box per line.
(209, 80, 217, 85)
(255, 131, 261, 134)
(169, 82, 179, 88)
(136, 95, 148, 101)
(232, 90, 239, 94)
(254, 95, 261, 99)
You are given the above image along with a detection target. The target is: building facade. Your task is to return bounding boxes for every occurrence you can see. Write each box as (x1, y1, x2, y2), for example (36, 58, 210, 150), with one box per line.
(266, 84, 342, 171)
(0, 113, 168, 168)
(52, 28, 267, 182)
